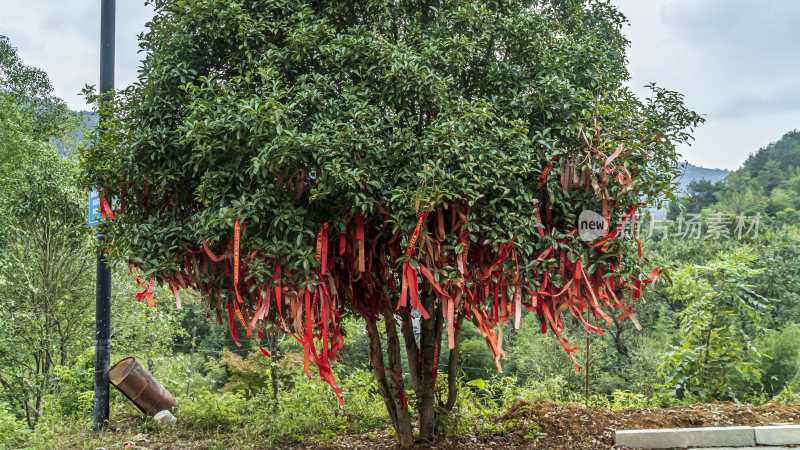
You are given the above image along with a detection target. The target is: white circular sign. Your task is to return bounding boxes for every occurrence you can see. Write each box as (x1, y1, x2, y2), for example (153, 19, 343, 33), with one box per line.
(578, 210, 608, 242)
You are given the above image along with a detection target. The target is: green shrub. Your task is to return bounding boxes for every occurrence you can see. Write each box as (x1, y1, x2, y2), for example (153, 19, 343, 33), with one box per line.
(659, 248, 768, 402)
(435, 374, 568, 438)
(176, 390, 245, 431)
(0, 402, 30, 447)
(219, 348, 271, 394)
(50, 347, 95, 418)
(757, 323, 800, 396)
(593, 391, 649, 409)
(774, 369, 800, 404)
(165, 366, 386, 446)
(239, 367, 386, 445)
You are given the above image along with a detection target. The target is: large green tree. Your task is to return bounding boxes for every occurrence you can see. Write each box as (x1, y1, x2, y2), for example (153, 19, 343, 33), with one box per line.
(0, 35, 74, 169)
(0, 36, 93, 428)
(0, 153, 93, 428)
(83, 0, 701, 445)
(660, 247, 768, 401)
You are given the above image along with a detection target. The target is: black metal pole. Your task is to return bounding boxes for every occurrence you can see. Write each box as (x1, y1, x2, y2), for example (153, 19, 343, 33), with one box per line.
(93, 0, 115, 431)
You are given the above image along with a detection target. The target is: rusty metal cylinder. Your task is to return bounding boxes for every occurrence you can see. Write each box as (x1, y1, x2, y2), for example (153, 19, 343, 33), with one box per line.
(110, 357, 178, 416)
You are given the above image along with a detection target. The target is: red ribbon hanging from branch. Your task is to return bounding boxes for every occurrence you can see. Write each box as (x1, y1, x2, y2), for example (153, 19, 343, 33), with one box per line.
(233, 218, 244, 303)
(146, 274, 154, 308)
(96, 187, 115, 221)
(227, 298, 242, 347)
(398, 212, 427, 314)
(316, 223, 329, 275)
(355, 211, 365, 272)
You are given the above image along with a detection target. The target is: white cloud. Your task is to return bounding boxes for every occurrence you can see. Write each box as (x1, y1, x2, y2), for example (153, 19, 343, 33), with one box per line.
(614, 0, 800, 169)
(0, 0, 153, 110)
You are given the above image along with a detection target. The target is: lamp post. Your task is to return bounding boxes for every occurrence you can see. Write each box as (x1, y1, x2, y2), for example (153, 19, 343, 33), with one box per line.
(93, 0, 115, 431)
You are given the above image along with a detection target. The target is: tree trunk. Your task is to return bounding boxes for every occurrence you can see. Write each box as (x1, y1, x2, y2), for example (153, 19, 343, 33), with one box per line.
(399, 306, 422, 399)
(366, 316, 414, 448)
(381, 307, 415, 444)
(611, 319, 628, 356)
(417, 294, 443, 442)
(699, 308, 717, 394)
(370, 291, 454, 447)
(366, 318, 398, 430)
(268, 326, 279, 406)
(585, 332, 590, 407)
(443, 314, 465, 411)
(21, 378, 32, 429)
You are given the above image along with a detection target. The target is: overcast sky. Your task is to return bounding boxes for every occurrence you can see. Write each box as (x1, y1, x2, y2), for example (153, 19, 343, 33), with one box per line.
(1, 0, 798, 170)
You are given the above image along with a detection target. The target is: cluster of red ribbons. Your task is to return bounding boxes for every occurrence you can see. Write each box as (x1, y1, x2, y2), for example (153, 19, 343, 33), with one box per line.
(112, 127, 662, 403)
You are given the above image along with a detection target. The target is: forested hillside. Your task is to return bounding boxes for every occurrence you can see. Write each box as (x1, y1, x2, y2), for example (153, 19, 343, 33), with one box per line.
(677, 162, 730, 192)
(675, 130, 800, 223)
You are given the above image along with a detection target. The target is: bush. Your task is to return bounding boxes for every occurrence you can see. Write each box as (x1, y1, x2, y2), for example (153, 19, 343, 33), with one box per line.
(0, 402, 30, 447)
(176, 390, 245, 431)
(436, 374, 569, 437)
(219, 348, 271, 394)
(50, 347, 95, 418)
(238, 367, 387, 445)
(757, 323, 800, 396)
(593, 391, 649, 409)
(161, 366, 387, 446)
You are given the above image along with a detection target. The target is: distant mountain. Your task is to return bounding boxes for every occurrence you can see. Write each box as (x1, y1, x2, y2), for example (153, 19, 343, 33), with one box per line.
(73, 111, 98, 141)
(742, 130, 800, 177)
(668, 129, 800, 220)
(651, 163, 729, 215)
(55, 110, 98, 156)
(739, 130, 800, 196)
(676, 162, 730, 193)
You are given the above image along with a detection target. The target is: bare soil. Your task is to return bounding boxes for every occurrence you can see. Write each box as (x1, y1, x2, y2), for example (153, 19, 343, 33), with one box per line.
(320, 400, 800, 449)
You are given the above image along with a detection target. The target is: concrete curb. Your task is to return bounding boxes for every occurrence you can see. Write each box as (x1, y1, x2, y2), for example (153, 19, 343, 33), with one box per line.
(615, 426, 754, 448)
(615, 424, 800, 448)
(754, 425, 800, 446)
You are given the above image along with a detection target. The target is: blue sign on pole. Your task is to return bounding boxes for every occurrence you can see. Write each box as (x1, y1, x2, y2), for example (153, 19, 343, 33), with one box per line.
(89, 188, 103, 226)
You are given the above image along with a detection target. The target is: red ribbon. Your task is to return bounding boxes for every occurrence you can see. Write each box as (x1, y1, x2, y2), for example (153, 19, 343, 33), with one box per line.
(406, 264, 429, 319)
(355, 211, 365, 272)
(233, 219, 244, 303)
(398, 213, 427, 313)
(96, 187, 115, 221)
(227, 298, 242, 347)
(146, 275, 154, 308)
(536, 155, 558, 190)
(168, 278, 181, 309)
(303, 285, 313, 380)
(202, 238, 225, 262)
(316, 223, 329, 275)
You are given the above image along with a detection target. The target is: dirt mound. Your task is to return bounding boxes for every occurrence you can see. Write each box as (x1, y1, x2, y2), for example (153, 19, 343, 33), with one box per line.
(491, 399, 800, 449)
(326, 400, 800, 449)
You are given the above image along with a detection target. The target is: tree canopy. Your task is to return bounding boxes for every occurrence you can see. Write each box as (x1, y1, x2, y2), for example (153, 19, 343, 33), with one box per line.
(0, 34, 93, 429)
(0, 35, 74, 166)
(83, 0, 701, 444)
